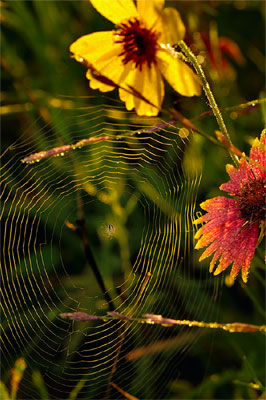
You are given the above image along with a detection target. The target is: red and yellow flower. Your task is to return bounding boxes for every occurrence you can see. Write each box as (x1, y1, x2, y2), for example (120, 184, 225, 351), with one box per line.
(70, 0, 202, 116)
(194, 131, 266, 283)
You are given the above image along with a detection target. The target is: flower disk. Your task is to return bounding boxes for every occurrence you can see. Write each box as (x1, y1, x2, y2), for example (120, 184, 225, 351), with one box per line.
(238, 179, 266, 222)
(115, 19, 159, 70)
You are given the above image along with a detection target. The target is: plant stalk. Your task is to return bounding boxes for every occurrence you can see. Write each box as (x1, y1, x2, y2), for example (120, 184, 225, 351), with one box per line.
(178, 40, 238, 163)
(76, 219, 115, 311)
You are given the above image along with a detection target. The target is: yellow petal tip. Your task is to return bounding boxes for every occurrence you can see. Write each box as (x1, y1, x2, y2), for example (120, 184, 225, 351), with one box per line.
(241, 273, 248, 283)
(225, 164, 234, 173)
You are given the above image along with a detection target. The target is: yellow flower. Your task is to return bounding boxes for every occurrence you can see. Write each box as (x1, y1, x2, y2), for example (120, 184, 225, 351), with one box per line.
(70, 0, 202, 116)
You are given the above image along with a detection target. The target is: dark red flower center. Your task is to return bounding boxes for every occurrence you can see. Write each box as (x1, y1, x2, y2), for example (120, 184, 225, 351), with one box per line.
(115, 19, 159, 70)
(238, 178, 266, 222)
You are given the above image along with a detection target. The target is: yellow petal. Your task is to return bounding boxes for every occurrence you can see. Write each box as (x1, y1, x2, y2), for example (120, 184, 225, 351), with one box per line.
(119, 73, 134, 111)
(213, 266, 224, 276)
(157, 49, 202, 97)
(133, 65, 164, 116)
(193, 216, 203, 225)
(70, 31, 116, 64)
(90, 0, 137, 24)
(119, 64, 164, 116)
(137, 0, 164, 29)
(86, 70, 114, 92)
(209, 257, 217, 273)
(225, 164, 234, 174)
(89, 59, 133, 92)
(159, 8, 185, 44)
(194, 227, 202, 239)
(70, 31, 131, 92)
(241, 270, 248, 284)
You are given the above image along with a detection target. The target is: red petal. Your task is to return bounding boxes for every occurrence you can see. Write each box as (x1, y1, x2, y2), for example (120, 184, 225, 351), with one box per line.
(221, 160, 254, 195)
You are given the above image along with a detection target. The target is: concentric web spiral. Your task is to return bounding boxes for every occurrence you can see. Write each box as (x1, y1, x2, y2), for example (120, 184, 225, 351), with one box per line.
(1, 97, 221, 399)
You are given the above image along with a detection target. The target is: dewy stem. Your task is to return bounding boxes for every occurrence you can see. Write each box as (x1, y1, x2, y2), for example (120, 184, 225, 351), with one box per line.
(178, 40, 238, 163)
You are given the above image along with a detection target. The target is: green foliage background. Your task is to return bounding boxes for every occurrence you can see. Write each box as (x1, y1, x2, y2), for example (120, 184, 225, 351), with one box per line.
(1, 1, 265, 399)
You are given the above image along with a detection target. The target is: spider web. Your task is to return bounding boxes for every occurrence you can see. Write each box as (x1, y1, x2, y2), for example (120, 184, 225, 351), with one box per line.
(1, 96, 221, 399)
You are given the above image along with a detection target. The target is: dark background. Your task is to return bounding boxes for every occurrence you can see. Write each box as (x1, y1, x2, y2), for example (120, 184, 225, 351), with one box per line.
(1, 1, 265, 399)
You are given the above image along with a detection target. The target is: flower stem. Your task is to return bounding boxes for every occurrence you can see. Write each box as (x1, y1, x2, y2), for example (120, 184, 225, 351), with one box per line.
(178, 40, 238, 163)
